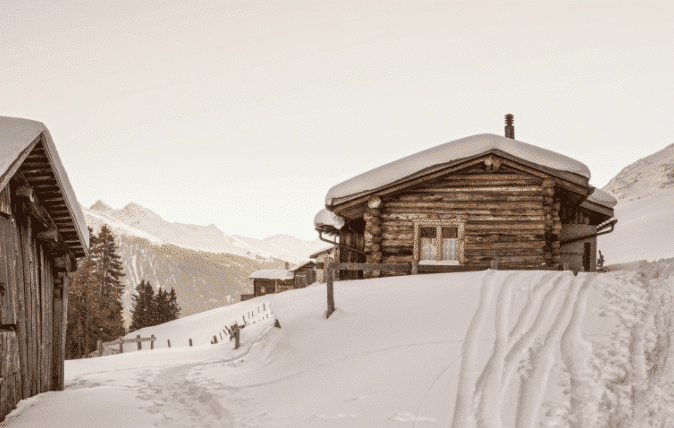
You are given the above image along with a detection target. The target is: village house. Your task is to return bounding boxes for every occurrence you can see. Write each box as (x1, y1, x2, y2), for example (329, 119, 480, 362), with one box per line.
(290, 261, 316, 288)
(0, 117, 89, 421)
(314, 115, 617, 279)
(249, 267, 295, 298)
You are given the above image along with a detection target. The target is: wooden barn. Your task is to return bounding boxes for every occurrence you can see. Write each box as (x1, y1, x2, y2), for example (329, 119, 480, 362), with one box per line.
(249, 269, 295, 297)
(0, 117, 89, 420)
(308, 246, 336, 283)
(290, 261, 317, 288)
(315, 115, 617, 279)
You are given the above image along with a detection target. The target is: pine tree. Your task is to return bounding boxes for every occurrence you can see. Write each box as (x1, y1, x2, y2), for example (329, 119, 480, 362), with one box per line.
(168, 287, 181, 321)
(154, 287, 170, 325)
(91, 224, 126, 340)
(130, 280, 156, 331)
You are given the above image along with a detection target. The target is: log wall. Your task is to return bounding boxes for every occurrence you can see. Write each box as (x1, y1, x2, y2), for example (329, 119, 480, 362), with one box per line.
(374, 164, 563, 274)
(0, 183, 68, 422)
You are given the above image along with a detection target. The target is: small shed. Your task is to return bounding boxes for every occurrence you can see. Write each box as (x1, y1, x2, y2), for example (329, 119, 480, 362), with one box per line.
(316, 116, 616, 278)
(290, 261, 316, 288)
(308, 246, 336, 283)
(0, 117, 89, 421)
(249, 269, 294, 297)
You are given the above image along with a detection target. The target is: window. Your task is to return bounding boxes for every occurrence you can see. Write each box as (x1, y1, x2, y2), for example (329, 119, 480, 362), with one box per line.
(413, 222, 465, 265)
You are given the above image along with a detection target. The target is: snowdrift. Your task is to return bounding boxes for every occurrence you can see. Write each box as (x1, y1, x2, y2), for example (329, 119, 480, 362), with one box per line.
(3, 269, 674, 427)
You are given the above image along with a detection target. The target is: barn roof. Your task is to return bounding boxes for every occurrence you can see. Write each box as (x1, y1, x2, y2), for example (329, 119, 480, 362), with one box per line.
(0, 116, 89, 258)
(325, 133, 592, 208)
(309, 245, 334, 259)
(249, 269, 294, 280)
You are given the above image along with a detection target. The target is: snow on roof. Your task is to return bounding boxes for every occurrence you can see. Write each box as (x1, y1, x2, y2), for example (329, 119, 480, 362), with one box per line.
(587, 188, 618, 208)
(325, 133, 591, 206)
(249, 269, 294, 280)
(314, 208, 345, 230)
(309, 246, 334, 258)
(0, 116, 89, 255)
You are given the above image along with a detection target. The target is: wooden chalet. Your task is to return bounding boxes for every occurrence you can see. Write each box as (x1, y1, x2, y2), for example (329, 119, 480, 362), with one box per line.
(249, 269, 295, 297)
(315, 115, 617, 279)
(0, 117, 89, 420)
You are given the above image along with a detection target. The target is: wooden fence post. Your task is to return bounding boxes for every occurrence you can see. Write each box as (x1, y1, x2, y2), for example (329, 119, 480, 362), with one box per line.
(189, 338, 193, 347)
(137, 334, 142, 350)
(234, 327, 240, 350)
(119, 340, 123, 354)
(490, 260, 499, 270)
(167, 339, 171, 348)
(326, 261, 335, 318)
(151, 335, 155, 350)
(411, 260, 418, 275)
(97, 339, 102, 357)
(213, 335, 218, 344)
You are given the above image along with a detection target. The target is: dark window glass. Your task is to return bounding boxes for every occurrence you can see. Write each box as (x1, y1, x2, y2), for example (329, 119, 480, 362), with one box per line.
(420, 227, 436, 238)
(442, 227, 458, 239)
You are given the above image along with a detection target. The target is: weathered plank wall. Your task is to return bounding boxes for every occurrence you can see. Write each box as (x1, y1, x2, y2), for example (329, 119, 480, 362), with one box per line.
(253, 278, 294, 297)
(375, 164, 561, 275)
(0, 185, 64, 422)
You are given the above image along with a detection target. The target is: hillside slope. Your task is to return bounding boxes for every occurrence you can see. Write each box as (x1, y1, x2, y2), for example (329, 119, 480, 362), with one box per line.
(6, 268, 673, 427)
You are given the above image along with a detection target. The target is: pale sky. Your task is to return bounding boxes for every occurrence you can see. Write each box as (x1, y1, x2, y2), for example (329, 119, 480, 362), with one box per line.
(2, 1, 673, 241)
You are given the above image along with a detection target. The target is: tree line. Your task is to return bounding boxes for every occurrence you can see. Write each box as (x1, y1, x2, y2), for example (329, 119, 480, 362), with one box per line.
(65, 225, 180, 359)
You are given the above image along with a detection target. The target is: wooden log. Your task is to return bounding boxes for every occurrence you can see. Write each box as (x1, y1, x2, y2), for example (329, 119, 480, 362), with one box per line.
(465, 241, 547, 251)
(367, 196, 382, 209)
(465, 223, 546, 231)
(442, 173, 531, 180)
(464, 255, 544, 263)
(381, 232, 414, 240)
(381, 213, 547, 222)
(365, 224, 381, 235)
(366, 208, 380, 217)
(398, 193, 544, 202)
(385, 201, 543, 210)
(542, 178, 555, 188)
(383, 208, 546, 217)
(415, 186, 544, 193)
(465, 234, 543, 243)
(464, 248, 545, 257)
(380, 239, 413, 248)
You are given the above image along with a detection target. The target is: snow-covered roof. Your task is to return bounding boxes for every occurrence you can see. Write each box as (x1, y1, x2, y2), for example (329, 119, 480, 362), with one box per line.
(309, 246, 334, 259)
(0, 116, 89, 257)
(249, 269, 294, 280)
(314, 208, 345, 230)
(325, 133, 591, 206)
(587, 188, 618, 208)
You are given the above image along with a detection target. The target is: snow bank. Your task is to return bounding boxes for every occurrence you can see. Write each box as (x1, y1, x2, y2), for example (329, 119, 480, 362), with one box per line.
(4, 269, 673, 427)
(313, 208, 345, 230)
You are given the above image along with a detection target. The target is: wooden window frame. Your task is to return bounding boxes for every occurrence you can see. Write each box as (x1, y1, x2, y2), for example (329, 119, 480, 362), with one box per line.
(413, 221, 465, 265)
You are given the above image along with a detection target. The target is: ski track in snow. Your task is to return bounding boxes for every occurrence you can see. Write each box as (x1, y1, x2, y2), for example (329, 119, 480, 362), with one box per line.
(447, 271, 599, 428)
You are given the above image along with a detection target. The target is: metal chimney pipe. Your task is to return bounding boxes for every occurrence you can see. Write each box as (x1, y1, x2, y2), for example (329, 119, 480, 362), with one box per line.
(505, 114, 514, 139)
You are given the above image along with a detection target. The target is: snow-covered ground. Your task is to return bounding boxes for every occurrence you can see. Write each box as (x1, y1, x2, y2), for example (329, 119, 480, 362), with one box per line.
(3, 269, 673, 427)
(598, 186, 674, 264)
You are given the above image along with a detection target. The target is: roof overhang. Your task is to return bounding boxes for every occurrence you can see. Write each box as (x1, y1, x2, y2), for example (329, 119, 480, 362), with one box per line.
(0, 117, 89, 258)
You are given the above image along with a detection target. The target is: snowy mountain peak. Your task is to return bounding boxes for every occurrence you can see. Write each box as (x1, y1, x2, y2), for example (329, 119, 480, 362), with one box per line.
(119, 202, 163, 220)
(90, 199, 113, 212)
(603, 141, 674, 202)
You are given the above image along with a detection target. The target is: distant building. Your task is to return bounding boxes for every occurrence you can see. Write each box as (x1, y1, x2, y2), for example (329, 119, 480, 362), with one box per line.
(0, 117, 89, 421)
(315, 115, 617, 277)
(290, 261, 317, 288)
(308, 246, 335, 283)
(249, 269, 295, 297)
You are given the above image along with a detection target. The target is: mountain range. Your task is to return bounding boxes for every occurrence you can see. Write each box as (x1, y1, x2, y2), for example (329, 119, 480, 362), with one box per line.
(81, 201, 330, 326)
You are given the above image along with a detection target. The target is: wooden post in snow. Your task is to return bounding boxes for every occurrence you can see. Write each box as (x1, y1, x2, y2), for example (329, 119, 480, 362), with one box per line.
(150, 335, 155, 350)
(137, 335, 142, 350)
(326, 261, 335, 318)
(97, 339, 102, 357)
